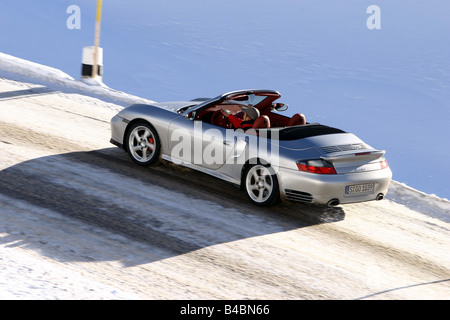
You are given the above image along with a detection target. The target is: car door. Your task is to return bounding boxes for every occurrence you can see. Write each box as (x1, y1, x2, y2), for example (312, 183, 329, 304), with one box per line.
(167, 116, 236, 170)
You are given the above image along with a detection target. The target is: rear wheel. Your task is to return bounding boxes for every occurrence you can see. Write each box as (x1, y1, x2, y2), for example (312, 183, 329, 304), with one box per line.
(125, 121, 160, 166)
(244, 163, 279, 206)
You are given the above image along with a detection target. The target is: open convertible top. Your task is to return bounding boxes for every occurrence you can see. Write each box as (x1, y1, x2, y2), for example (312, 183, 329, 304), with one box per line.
(255, 124, 346, 141)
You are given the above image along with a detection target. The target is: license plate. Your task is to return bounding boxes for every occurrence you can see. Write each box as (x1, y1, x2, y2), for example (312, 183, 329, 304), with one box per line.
(345, 183, 374, 195)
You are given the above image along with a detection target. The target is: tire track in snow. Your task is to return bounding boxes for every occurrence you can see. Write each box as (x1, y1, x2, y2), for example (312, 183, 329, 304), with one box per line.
(0, 161, 202, 255)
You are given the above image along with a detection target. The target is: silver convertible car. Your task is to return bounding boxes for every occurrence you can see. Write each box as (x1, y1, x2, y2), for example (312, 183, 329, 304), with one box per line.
(110, 89, 392, 206)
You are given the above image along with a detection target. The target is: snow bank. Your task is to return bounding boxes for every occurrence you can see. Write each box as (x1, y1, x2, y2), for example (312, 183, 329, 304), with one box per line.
(386, 181, 450, 223)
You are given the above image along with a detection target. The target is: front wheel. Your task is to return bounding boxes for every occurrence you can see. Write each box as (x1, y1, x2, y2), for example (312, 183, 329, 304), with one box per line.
(244, 164, 279, 206)
(125, 121, 160, 166)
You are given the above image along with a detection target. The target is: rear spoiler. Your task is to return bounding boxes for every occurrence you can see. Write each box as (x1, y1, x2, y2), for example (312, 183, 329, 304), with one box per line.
(321, 150, 385, 164)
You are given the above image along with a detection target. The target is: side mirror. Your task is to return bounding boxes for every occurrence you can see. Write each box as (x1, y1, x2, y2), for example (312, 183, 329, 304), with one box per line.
(185, 110, 197, 120)
(272, 103, 289, 112)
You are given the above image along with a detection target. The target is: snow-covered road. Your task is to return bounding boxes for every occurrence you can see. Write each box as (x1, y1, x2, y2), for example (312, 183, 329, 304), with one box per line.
(0, 76, 449, 299)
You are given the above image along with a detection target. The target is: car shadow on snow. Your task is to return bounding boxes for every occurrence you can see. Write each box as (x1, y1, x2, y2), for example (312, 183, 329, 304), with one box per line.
(0, 147, 345, 267)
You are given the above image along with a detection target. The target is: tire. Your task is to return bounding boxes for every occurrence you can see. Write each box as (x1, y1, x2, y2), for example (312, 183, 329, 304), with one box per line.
(125, 121, 160, 166)
(244, 163, 279, 206)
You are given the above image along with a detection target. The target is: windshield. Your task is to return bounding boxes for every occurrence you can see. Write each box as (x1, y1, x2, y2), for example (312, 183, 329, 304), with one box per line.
(183, 90, 281, 115)
(222, 93, 267, 107)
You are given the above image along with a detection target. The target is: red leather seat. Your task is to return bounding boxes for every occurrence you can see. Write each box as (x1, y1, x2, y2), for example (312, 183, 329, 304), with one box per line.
(252, 115, 271, 129)
(287, 113, 306, 126)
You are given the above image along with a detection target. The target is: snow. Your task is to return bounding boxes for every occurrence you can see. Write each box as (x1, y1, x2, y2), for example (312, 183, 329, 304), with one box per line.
(0, 0, 449, 300)
(0, 52, 155, 108)
(1, 0, 449, 199)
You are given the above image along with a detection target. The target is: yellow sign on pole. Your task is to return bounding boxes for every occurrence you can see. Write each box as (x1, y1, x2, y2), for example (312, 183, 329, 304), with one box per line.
(96, 0, 103, 22)
(92, 0, 103, 78)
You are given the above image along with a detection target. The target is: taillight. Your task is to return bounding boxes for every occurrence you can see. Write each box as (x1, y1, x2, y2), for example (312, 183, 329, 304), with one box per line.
(296, 159, 337, 174)
(380, 158, 389, 169)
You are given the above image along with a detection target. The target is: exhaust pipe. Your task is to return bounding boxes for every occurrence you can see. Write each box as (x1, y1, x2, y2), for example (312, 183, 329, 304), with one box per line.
(376, 193, 384, 201)
(327, 198, 340, 207)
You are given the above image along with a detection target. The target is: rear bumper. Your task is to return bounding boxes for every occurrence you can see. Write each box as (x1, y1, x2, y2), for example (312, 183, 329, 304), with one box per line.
(278, 166, 392, 205)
